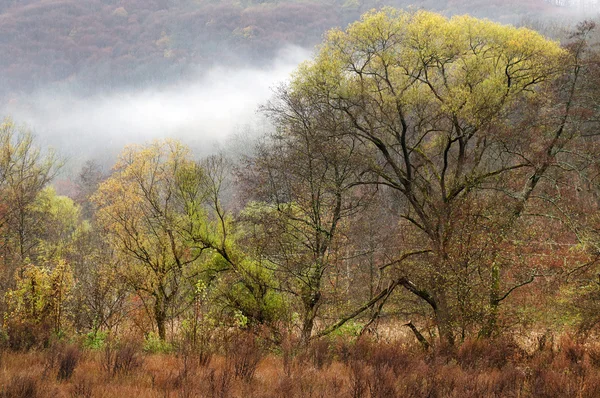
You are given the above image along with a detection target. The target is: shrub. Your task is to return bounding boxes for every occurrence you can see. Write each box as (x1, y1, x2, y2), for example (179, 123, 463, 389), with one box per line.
(329, 321, 363, 339)
(6, 321, 51, 351)
(348, 359, 369, 398)
(228, 332, 264, 382)
(303, 338, 332, 370)
(207, 368, 233, 398)
(143, 332, 172, 354)
(103, 339, 143, 376)
(57, 345, 81, 381)
(70, 377, 93, 398)
(83, 331, 107, 350)
(1, 375, 38, 398)
(456, 337, 522, 370)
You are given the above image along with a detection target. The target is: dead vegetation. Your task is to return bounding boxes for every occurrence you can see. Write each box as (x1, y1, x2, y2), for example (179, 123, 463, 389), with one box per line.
(0, 332, 598, 397)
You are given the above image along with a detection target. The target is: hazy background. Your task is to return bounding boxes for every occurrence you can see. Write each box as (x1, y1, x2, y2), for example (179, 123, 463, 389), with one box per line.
(3, 45, 310, 167)
(0, 0, 596, 174)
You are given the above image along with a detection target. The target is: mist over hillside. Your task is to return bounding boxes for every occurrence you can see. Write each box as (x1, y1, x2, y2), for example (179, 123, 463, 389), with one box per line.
(1, 0, 597, 172)
(4, 45, 309, 170)
(0, 0, 585, 98)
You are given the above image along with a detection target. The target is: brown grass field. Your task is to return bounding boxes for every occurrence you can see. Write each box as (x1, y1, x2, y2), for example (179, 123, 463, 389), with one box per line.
(0, 333, 600, 397)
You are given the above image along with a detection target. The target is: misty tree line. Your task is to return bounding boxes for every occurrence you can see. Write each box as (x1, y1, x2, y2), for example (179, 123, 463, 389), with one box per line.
(0, 0, 578, 100)
(546, 0, 600, 9)
(2, 9, 600, 351)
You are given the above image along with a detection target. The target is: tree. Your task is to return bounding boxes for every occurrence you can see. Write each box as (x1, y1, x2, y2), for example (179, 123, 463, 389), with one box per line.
(543, 22, 600, 335)
(195, 155, 287, 333)
(0, 118, 61, 270)
(273, 9, 584, 344)
(94, 142, 288, 340)
(69, 221, 130, 337)
(5, 260, 74, 348)
(30, 187, 80, 262)
(75, 159, 106, 220)
(241, 95, 373, 342)
(92, 140, 208, 341)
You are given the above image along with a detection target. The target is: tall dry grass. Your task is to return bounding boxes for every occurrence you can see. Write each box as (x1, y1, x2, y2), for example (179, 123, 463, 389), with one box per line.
(0, 333, 599, 397)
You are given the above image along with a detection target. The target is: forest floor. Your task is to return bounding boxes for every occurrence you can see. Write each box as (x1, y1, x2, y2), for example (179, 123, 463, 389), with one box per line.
(0, 334, 599, 397)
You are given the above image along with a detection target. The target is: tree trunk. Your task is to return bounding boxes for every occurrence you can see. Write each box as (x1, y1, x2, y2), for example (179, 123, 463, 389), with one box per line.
(404, 321, 430, 350)
(398, 277, 454, 346)
(398, 276, 455, 346)
(434, 294, 455, 346)
(480, 262, 500, 338)
(154, 295, 167, 341)
(301, 291, 320, 345)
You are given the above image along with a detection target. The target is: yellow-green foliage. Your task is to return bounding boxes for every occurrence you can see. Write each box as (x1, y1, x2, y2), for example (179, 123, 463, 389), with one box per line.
(92, 139, 207, 278)
(90, 140, 212, 339)
(32, 187, 80, 262)
(5, 261, 74, 334)
(293, 8, 566, 129)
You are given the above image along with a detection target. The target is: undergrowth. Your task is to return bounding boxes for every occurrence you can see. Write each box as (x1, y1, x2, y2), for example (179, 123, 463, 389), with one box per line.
(0, 332, 599, 397)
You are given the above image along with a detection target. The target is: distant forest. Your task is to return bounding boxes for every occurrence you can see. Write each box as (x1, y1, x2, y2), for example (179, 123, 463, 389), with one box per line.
(0, 0, 580, 99)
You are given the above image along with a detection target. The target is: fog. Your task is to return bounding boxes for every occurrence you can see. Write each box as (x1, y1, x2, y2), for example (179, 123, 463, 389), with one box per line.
(2, 46, 312, 171)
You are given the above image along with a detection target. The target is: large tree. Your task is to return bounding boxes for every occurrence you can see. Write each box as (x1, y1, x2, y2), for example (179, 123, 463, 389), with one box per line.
(272, 9, 588, 344)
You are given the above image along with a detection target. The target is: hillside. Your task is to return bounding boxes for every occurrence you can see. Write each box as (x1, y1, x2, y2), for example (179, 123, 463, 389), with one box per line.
(0, 0, 578, 99)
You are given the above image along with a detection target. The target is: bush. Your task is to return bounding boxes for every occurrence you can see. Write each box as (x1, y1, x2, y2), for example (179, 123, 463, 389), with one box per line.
(227, 332, 264, 382)
(70, 377, 93, 398)
(143, 332, 172, 354)
(57, 345, 81, 381)
(83, 331, 107, 350)
(303, 338, 332, 370)
(6, 321, 51, 351)
(103, 339, 143, 376)
(1, 375, 38, 398)
(329, 321, 363, 339)
(456, 337, 522, 370)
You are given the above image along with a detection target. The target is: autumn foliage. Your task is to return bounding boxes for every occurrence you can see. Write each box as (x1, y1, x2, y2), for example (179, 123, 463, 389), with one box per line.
(0, 6, 600, 396)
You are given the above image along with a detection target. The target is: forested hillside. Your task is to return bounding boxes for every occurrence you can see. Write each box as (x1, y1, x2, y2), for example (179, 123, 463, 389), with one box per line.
(0, 0, 575, 98)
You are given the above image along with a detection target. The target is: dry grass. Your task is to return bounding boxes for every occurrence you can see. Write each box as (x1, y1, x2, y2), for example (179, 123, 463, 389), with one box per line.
(0, 334, 599, 397)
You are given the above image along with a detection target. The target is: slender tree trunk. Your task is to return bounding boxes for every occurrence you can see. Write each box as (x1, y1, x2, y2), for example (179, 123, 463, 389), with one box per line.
(301, 292, 320, 345)
(480, 262, 500, 338)
(434, 293, 455, 346)
(404, 321, 430, 350)
(154, 294, 167, 341)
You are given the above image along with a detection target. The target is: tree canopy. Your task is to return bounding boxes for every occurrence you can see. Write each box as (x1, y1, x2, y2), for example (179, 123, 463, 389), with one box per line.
(271, 9, 587, 343)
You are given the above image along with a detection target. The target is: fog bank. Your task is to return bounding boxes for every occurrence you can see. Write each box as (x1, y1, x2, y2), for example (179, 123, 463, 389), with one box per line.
(3, 46, 311, 171)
